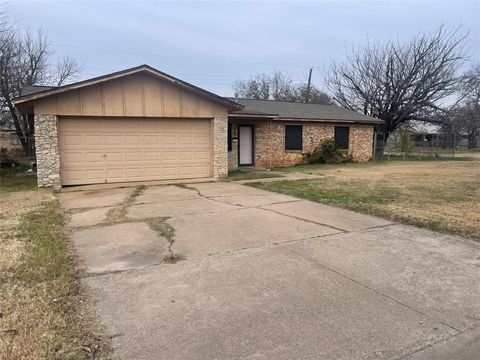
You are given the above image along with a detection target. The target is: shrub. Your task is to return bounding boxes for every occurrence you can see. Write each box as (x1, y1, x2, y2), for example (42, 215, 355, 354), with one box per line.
(303, 138, 353, 164)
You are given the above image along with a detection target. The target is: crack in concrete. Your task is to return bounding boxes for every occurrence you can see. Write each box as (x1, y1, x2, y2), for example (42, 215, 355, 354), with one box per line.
(396, 324, 480, 360)
(252, 199, 302, 208)
(76, 185, 184, 264)
(180, 185, 249, 208)
(258, 206, 348, 233)
(81, 260, 167, 278)
(276, 243, 462, 334)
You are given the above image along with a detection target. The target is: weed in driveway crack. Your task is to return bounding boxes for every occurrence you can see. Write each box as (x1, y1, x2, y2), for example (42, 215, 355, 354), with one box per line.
(103, 185, 184, 263)
(146, 218, 184, 263)
(105, 185, 146, 223)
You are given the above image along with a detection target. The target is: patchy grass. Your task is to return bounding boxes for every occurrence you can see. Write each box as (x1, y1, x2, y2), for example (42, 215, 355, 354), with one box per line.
(0, 166, 37, 193)
(273, 156, 475, 174)
(0, 191, 111, 359)
(227, 170, 284, 181)
(249, 159, 480, 240)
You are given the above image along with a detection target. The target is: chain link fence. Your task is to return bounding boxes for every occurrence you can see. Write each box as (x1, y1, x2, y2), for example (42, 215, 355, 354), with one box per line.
(374, 130, 478, 159)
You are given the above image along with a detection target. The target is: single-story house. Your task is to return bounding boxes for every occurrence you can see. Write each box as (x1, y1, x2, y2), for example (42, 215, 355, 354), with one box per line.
(13, 65, 381, 188)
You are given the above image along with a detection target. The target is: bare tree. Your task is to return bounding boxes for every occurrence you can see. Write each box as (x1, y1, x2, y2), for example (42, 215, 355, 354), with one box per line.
(234, 70, 331, 104)
(0, 12, 80, 156)
(53, 55, 81, 86)
(293, 84, 332, 105)
(327, 26, 469, 140)
(233, 73, 270, 100)
(448, 64, 480, 148)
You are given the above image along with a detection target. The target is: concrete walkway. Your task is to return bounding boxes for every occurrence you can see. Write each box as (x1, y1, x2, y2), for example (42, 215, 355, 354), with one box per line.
(58, 182, 480, 360)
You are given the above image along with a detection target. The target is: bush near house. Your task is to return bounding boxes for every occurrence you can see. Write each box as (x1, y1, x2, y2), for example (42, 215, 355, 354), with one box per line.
(303, 138, 353, 164)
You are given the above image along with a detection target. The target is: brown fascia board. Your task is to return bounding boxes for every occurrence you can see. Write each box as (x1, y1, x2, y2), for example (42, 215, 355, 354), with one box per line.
(275, 116, 383, 125)
(13, 65, 243, 111)
(228, 113, 279, 119)
(229, 114, 382, 124)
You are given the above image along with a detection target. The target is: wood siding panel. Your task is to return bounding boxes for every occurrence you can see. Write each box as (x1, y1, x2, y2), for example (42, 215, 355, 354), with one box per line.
(180, 90, 199, 117)
(198, 98, 215, 117)
(122, 75, 144, 116)
(56, 91, 80, 115)
(80, 86, 103, 116)
(162, 82, 181, 117)
(143, 74, 164, 116)
(34, 97, 58, 114)
(102, 79, 124, 116)
(31, 73, 229, 117)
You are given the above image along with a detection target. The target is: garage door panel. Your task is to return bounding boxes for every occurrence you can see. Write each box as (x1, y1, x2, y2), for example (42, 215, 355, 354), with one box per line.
(63, 152, 83, 163)
(63, 134, 82, 146)
(143, 135, 159, 144)
(105, 135, 122, 145)
(85, 152, 104, 162)
(59, 117, 212, 185)
(104, 152, 123, 162)
(84, 135, 103, 145)
(195, 150, 209, 160)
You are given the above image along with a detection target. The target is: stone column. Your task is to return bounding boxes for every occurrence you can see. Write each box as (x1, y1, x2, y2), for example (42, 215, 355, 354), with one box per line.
(213, 117, 228, 179)
(34, 114, 61, 189)
(228, 138, 238, 171)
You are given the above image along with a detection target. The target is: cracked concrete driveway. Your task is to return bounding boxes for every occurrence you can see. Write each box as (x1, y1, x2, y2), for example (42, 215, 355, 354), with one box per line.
(59, 182, 480, 360)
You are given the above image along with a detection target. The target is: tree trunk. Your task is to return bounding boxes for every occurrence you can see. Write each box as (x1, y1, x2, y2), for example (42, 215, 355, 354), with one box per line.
(467, 134, 476, 149)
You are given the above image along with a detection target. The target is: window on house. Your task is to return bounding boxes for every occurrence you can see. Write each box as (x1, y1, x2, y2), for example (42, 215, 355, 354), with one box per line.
(228, 123, 232, 151)
(334, 126, 350, 149)
(285, 125, 302, 151)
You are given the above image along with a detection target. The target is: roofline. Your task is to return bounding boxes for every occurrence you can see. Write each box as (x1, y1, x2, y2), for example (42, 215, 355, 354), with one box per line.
(228, 97, 332, 106)
(13, 65, 243, 111)
(228, 113, 279, 119)
(276, 116, 383, 124)
(228, 113, 382, 124)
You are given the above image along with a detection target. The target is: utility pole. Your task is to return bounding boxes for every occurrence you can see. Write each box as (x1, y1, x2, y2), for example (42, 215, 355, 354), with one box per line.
(305, 67, 313, 103)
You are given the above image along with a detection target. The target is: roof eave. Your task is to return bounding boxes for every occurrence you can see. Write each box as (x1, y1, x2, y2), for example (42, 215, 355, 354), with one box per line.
(276, 116, 383, 124)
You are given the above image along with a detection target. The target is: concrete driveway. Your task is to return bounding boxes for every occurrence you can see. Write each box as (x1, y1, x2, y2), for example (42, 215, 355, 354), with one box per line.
(59, 182, 480, 360)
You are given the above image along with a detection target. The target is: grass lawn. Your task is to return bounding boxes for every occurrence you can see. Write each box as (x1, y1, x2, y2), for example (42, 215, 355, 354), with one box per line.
(0, 169, 110, 359)
(0, 166, 38, 193)
(249, 158, 480, 240)
(227, 170, 284, 181)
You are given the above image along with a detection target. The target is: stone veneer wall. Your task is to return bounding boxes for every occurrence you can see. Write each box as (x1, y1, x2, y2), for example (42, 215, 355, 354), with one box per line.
(228, 138, 238, 171)
(213, 117, 228, 178)
(34, 114, 61, 188)
(254, 121, 374, 168)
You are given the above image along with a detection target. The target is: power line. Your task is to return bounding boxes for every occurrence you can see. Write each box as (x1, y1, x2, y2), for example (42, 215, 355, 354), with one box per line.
(53, 43, 314, 69)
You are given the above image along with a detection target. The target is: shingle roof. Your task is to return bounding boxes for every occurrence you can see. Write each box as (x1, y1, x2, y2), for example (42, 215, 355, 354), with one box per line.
(227, 98, 382, 124)
(21, 85, 57, 97)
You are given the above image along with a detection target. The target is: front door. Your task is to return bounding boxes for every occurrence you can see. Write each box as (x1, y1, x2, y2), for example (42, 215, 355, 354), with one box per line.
(239, 125, 254, 166)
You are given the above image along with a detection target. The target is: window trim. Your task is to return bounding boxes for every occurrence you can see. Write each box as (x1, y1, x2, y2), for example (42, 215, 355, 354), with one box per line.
(228, 123, 232, 152)
(285, 125, 303, 151)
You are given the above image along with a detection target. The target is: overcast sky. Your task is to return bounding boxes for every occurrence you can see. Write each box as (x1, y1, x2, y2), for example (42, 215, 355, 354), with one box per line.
(7, 0, 480, 96)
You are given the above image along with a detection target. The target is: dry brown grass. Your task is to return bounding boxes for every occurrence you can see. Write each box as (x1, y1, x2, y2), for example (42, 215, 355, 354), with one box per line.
(0, 188, 111, 359)
(254, 160, 480, 240)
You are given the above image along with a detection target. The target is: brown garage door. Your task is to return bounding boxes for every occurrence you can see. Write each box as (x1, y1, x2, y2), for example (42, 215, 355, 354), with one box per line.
(58, 117, 211, 185)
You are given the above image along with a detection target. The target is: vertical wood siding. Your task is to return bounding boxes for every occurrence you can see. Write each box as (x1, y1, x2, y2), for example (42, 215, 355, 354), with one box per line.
(33, 73, 228, 118)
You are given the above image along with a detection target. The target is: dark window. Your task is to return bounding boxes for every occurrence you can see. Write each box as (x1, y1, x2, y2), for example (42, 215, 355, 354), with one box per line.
(228, 123, 232, 151)
(285, 125, 302, 151)
(334, 126, 350, 149)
